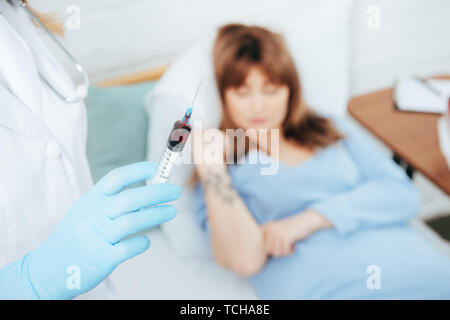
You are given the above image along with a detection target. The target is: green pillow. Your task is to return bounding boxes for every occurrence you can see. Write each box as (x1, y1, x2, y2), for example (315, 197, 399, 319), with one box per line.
(85, 82, 156, 184)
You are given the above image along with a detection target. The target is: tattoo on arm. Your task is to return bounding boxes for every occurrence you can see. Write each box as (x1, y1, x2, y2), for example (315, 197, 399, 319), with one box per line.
(202, 169, 238, 205)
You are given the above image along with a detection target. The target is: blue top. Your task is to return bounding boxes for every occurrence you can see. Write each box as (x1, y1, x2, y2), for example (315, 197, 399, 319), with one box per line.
(194, 117, 450, 299)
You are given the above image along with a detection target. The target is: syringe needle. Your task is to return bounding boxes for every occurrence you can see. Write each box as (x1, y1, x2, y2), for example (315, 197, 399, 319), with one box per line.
(182, 79, 203, 124)
(191, 78, 203, 106)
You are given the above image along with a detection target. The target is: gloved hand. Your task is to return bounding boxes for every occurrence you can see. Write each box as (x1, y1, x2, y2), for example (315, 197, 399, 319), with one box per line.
(4, 162, 181, 300)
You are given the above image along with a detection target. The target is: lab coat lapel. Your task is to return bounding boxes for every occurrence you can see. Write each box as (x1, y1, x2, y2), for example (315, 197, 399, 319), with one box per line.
(1, 4, 60, 140)
(0, 86, 49, 138)
(0, 14, 44, 128)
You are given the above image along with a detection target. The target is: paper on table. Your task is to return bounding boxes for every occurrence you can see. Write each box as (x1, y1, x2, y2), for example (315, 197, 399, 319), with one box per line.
(394, 78, 450, 114)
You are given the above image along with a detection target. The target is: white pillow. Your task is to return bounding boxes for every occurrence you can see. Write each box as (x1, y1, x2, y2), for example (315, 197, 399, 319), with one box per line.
(145, 0, 353, 258)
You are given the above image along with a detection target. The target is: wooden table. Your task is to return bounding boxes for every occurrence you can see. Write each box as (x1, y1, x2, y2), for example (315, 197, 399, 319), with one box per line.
(348, 76, 450, 196)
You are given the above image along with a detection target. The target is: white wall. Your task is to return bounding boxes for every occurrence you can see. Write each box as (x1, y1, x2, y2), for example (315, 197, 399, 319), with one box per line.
(29, 0, 319, 82)
(351, 0, 450, 96)
(29, 0, 450, 96)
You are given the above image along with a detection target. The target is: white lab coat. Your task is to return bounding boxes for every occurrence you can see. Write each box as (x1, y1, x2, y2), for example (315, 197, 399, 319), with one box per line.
(0, 2, 111, 299)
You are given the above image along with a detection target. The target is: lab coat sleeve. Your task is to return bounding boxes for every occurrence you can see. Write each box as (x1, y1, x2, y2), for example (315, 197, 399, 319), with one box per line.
(309, 117, 421, 236)
(0, 254, 39, 299)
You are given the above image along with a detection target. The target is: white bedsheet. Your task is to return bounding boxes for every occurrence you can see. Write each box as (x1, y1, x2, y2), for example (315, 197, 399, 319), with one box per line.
(106, 227, 258, 299)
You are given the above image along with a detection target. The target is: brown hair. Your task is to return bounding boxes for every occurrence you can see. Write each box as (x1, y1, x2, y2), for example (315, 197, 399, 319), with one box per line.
(214, 24, 343, 150)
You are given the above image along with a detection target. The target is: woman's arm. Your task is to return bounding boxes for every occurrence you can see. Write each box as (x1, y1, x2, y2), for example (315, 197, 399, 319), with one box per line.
(260, 118, 420, 253)
(261, 209, 333, 257)
(308, 117, 421, 235)
(197, 164, 267, 277)
(259, 117, 420, 249)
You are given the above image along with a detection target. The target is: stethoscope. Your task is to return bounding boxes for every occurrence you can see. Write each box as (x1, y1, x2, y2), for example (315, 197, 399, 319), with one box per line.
(6, 0, 89, 103)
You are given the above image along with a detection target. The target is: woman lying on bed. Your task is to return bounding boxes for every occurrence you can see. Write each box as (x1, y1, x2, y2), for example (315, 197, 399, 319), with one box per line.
(192, 24, 450, 299)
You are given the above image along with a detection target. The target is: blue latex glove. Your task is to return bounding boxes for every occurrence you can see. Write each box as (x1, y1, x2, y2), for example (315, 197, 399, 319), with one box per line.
(0, 162, 181, 299)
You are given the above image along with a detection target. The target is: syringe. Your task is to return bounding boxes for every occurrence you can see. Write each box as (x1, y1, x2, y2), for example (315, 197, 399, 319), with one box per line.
(151, 80, 202, 184)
